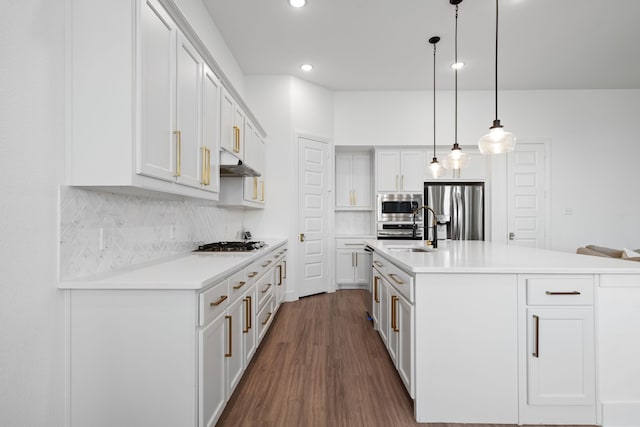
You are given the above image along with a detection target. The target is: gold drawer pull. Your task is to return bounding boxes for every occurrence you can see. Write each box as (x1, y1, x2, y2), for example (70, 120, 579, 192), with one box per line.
(545, 291, 581, 295)
(173, 130, 182, 177)
(248, 272, 258, 278)
(261, 260, 272, 268)
(210, 295, 228, 307)
(261, 283, 272, 293)
(374, 276, 380, 303)
(388, 273, 404, 285)
(532, 314, 540, 358)
(225, 315, 232, 357)
(243, 297, 250, 333)
(233, 281, 246, 290)
(373, 261, 383, 267)
(261, 312, 272, 325)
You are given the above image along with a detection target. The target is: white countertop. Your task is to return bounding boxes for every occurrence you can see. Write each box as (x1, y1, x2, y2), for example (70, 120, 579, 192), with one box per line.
(365, 239, 640, 274)
(59, 239, 287, 290)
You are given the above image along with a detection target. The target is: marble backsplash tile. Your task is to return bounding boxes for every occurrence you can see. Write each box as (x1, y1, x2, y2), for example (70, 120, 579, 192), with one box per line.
(59, 187, 245, 280)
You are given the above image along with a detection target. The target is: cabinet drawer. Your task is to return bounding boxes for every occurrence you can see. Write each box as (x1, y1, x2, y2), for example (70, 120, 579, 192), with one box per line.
(372, 253, 387, 276)
(527, 276, 594, 306)
(228, 269, 248, 303)
(256, 273, 274, 310)
(384, 265, 413, 303)
(199, 280, 229, 326)
(257, 295, 275, 342)
(336, 239, 366, 250)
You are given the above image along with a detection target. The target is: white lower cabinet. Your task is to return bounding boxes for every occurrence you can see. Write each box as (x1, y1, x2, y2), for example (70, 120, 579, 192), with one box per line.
(336, 239, 371, 289)
(519, 275, 596, 424)
(199, 311, 227, 427)
(371, 254, 413, 397)
(68, 243, 287, 427)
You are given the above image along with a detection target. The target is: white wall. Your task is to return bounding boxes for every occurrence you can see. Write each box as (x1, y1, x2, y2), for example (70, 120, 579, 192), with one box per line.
(335, 89, 640, 252)
(244, 76, 334, 299)
(0, 0, 66, 425)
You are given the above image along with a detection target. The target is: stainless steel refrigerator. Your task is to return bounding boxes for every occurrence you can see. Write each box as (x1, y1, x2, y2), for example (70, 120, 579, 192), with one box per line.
(424, 182, 484, 241)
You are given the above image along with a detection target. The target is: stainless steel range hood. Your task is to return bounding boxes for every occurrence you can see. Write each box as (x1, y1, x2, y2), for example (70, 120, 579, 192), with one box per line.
(219, 150, 261, 177)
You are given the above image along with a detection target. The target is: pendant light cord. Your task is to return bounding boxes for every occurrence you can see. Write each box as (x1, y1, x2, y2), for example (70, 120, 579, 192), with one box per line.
(433, 42, 437, 159)
(454, 4, 458, 145)
(494, 0, 499, 121)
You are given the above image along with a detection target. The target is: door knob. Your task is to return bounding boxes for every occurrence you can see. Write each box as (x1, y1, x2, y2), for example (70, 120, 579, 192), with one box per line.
(508, 232, 515, 240)
(299, 233, 305, 242)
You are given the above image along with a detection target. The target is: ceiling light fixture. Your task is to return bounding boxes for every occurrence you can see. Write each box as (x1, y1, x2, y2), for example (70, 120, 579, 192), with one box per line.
(300, 64, 313, 72)
(478, 0, 516, 154)
(428, 36, 444, 178)
(451, 61, 464, 70)
(289, 0, 306, 7)
(442, 0, 470, 177)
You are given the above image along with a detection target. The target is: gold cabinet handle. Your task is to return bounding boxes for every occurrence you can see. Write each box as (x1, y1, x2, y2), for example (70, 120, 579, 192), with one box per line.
(261, 311, 272, 325)
(225, 315, 232, 357)
(401, 175, 404, 190)
(200, 146, 207, 184)
(260, 181, 265, 202)
(532, 314, 539, 358)
(173, 130, 182, 177)
(261, 260, 272, 268)
(299, 233, 305, 242)
(373, 261, 383, 268)
(390, 295, 397, 331)
(278, 265, 283, 285)
(283, 260, 287, 279)
(545, 291, 581, 295)
(233, 281, 246, 290)
(374, 276, 379, 303)
(261, 283, 272, 293)
(247, 295, 253, 330)
(353, 191, 357, 206)
(253, 177, 258, 200)
(206, 147, 211, 185)
(392, 295, 399, 332)
(248, 272, 258, 278)
(243, 297, 249, 333)
(210, 295, 228, 307)
(233, 126, 240, 153)
(388, 273, 404, 285)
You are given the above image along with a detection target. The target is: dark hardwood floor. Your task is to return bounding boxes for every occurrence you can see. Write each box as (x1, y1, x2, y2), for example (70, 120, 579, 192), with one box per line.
(216, 290, 595, 427)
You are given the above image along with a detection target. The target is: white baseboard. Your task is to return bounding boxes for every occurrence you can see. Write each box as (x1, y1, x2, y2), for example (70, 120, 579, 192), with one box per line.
(602, 401, 640, 427)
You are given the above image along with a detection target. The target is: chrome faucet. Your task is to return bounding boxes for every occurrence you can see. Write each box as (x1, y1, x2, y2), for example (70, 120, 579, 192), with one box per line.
(412, 205, 438, 248)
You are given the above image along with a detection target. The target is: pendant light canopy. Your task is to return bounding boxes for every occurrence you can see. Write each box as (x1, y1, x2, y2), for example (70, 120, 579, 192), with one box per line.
(442, 0, 470, 176)
(428, 36, 444, 178)
(478, 0, 516, 154)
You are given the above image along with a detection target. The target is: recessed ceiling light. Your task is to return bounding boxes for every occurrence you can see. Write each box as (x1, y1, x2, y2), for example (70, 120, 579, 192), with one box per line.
(451, 62, 464, 70)
(289, 0, 306, 7)
(300, 64, 313, 72)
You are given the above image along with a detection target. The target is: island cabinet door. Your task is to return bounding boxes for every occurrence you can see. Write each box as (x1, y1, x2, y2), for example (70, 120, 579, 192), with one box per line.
(526, 308, 595, 407)
(372, 274, 381, 329)
(378, 277, 390, 346)
(396, 294, 414, 398)
(199, 312, 227, 427)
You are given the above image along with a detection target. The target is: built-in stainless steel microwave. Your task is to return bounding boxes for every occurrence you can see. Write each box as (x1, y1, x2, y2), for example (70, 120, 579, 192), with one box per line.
(377, 193, 423, 223)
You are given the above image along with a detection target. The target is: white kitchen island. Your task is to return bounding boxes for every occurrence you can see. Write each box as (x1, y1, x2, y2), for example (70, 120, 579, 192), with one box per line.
(365, 239, 640, 427)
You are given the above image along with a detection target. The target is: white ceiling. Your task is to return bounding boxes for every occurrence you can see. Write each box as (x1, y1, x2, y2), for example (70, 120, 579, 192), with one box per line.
(203, 0, 640, 91)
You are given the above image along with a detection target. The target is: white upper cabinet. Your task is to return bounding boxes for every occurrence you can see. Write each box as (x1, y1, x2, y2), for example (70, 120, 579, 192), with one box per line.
(138, 0, 177, 182)
(201, 65, 221, 193)
(335, 151, 372, 209)
(376, 149, 426, 192)
(175, 32, 204, 189)
(68, 0, 263, 201)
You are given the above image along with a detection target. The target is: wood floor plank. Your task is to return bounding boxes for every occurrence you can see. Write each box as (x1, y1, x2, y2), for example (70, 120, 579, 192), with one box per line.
(216, 290, 595, 427)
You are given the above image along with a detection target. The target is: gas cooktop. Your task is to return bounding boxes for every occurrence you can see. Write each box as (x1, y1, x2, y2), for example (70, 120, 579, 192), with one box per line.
(194, 241, 266, 252)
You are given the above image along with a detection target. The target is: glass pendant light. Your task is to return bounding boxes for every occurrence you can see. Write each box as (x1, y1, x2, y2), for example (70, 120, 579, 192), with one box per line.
(442, 0, 470, 177)
(478, 0, 516, 154)
(428, 36, 444, 178)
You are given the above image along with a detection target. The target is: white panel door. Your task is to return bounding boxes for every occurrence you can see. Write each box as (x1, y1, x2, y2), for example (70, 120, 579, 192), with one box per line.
(335, 250, 355, 285)
(298, 137, 330, 297)
(352, 154, 372, 207)
(376, 151, 400, 191)
(138, 0, 177, 181)
(175, 32, 203, 189)
(242, 286, 257, 365)
(199, 313, 226, 427)
(335, 154, 353, 208)
(220, 86, 235, 154)
(400, 150, 426, 192)
(507, 143, 547, 248)
(226, 297, 244, 397)
(397, 293, 414, 398)
(527, 308, 595, 406)
(202, 65, 220, 193)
